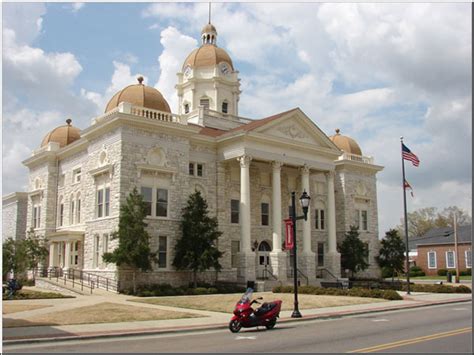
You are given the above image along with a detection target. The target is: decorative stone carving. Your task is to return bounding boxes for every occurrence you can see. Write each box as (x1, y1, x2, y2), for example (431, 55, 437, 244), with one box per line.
(277, 125, 308, 139)
(271, 161, 283, 170)
(355, 181, 367, 196)
(146, 147, 168, 167)
(237, 155, 252, 168)
(299, 163, 310, 175)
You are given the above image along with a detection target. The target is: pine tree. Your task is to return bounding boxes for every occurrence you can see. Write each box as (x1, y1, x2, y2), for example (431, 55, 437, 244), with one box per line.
(103, 187, 156, 293)
(173, 190, 223, 288)
(339, 226, 369, 278)
(376, 229, 406, 282)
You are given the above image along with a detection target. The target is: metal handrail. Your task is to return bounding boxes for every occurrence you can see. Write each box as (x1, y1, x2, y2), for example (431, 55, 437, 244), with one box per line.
(297, 269, 309, 285)
(262, 266, 278, 281)
(67, 269, 119, 292)
(318, 267, 339, 281)
(36, 268, 94, 294)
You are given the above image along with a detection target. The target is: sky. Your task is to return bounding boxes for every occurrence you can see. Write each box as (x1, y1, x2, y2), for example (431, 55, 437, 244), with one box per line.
(2, 1, 472, 238)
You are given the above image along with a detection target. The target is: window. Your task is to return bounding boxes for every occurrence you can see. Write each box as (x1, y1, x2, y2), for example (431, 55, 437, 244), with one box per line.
(200, 98, 210, 109)
(356, 209, 368, 230)
(428, 251, 437, 269)
(156, 189, 168, 217)
(231, 241, 240, 268)
(158, 236, 167, 268)
(102, 234, 109, 254)
(261, 203, 269, 226)
(70, 200, 75, 225)
(59, 202, 64, 226)
(141, 187, 153, 216)
(58, 242, 64, 267)
(94, 235, 100, 268)
(222, 101, 228, 114)
(288, 205, 293, 219)
(231, 199, 240, 224)
(33, 205, 41, 229)
(189, 162, 204, 177)
(446, 251, 455, 268)
(315, 209, 325, 230)
(76, 196, 81, 223)
(96, 187, 110, 218)
(73, 168, 81, 184)
(465, 250, 472, 268)
(70, 242, 79, 267)
(184, 103, 189, 114)
(317, 242, 325, 266)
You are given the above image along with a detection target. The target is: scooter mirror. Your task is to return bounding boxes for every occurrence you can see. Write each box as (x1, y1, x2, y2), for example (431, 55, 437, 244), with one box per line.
(257, 297, 263, 300)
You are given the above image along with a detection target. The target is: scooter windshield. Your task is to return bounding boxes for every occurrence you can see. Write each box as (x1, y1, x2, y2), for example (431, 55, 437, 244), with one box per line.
(239, 288, 253, 303)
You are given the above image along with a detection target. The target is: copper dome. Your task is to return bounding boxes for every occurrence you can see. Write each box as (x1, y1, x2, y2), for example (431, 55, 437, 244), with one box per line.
(105, 77, 171, 113)
(182, 44, 234, 71)
(41, 119, 81, 148)
(329, 129, 362, 156)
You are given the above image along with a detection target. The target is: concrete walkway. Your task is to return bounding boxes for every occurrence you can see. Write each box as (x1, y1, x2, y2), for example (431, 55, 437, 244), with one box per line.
(2, 287, 471, 345)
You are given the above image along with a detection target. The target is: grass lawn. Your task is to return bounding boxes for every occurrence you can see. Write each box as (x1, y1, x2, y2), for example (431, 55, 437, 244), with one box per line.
(2, 304, 52, 315)
(130, 292, 387, 314)
(2, 302, 203, 328)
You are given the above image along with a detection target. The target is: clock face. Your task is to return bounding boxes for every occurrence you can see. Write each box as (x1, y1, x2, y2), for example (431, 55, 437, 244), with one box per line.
(184, 65, 192, 78)
(220, 62, 230, 75)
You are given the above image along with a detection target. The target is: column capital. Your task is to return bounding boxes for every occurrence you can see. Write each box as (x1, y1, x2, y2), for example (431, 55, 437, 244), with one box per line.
(237, 155, 252, 168)
(325, 170, 336, 179)
(271, 161, 283, 170)
(299, 163, 310, 175)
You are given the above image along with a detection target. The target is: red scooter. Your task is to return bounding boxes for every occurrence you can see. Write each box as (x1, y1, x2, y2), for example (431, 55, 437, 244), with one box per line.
(229, 288, 282, 333)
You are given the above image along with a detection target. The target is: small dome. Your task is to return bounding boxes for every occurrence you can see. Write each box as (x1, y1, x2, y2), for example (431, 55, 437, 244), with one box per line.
(201, 23, 217, 34)
(105, 77, 171, 113)
(41, 119, 81, 148)
(329, 129, 362, 156)
(183, 45, 234, 71)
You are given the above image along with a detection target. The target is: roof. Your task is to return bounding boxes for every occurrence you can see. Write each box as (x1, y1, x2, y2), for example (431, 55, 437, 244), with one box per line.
(183, 44, 234, 71)
(329, 129, 362, 156)
(41, 119, 81, 148)
(408, 225, 472, 249)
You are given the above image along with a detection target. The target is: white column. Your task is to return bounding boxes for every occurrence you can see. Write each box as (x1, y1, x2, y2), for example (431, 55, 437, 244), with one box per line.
(272, 161, 283, 252)
(64, 241, 71, 269)
(300, 164, 312, 253)
(238, 155, 252, 252)
(326, 171, 337, 253)
(49, 243, 56, 268)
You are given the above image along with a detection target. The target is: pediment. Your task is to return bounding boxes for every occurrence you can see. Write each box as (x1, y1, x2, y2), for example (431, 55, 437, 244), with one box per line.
(254, 109, 341, 151)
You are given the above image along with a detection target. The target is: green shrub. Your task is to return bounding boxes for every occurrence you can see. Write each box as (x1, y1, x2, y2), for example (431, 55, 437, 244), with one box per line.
(410, 266, 423, 273)
(400, 283, 471, 294)
(437, 269, 448, 276)
(382, 267, 395, 278)
(460, 270, 472, 276)
(272, 285, 402, 300)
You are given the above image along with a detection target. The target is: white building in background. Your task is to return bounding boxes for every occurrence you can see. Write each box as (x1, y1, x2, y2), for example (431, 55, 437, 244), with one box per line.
(8, 22, 384, 290)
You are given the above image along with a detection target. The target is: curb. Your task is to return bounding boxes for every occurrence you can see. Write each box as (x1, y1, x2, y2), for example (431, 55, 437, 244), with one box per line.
(3, 297, 471, 346)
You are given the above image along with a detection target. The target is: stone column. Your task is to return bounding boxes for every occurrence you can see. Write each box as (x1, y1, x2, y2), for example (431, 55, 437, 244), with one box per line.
(237, 155, 256, 282)
(48, 242, 56, 269)
(300, 164, 316, 280)
(325, 171, 341, 277)
(64, 241, 71, 271)
(269, 161, 287, 281)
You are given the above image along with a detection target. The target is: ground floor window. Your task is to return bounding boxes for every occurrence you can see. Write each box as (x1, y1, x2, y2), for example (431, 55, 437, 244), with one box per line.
(231, 240, 240, 268)
(446, 251, 455, 268)
(466, 250, 472, 269)
(158, 236, 167, 268)
(428, 251, 437, 269)
(317, 242, 324, 266)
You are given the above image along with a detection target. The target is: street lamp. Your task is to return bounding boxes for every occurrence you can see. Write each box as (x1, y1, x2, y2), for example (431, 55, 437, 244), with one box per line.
(290, 190, 311, 318)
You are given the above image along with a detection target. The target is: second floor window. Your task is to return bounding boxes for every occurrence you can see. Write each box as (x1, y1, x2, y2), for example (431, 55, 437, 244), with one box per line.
(356, 209, 368, 231)
(189, 162, 204, 177)
(184, 103, 190, 114)
(140, 187, 169, 218)
(33, 205, 41, 229)
(141, 187, 153, 216)
(76, 198, 81, 223)
(261, 203, 269, 226)
(231, 199, 239, 224)
(96, 187, 110, 218)
(156, 189, 168, 217)
(59, 203, 64, 226)
(222, 101, 228, 114)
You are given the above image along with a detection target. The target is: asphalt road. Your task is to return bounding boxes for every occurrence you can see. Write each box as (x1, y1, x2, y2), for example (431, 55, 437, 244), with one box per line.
(4, 302, 472, 353)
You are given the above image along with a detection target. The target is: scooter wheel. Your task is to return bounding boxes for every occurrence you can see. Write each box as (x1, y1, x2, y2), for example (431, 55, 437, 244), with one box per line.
(265, 318, 277, 330)
(229, 320, 242, 333)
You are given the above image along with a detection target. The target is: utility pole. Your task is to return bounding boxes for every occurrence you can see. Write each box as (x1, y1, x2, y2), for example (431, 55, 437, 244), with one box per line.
(454, 213, 460, 283)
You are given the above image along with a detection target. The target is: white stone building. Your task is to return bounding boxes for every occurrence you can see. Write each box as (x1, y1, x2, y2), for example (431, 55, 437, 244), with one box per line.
(10, 22, 383, 290)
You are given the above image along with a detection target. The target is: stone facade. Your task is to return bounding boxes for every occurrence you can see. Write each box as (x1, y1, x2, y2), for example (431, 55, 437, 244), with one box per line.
(2, 192, 28, 241)
(8, 21, 384, 291)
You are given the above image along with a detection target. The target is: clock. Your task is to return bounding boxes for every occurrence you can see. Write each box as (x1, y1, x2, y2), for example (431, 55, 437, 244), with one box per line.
(220, 62, 230, 75)
(183, 65, 192, 78)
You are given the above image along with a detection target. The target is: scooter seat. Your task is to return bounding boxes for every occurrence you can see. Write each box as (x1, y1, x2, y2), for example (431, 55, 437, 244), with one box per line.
(254, 302, 276, 316)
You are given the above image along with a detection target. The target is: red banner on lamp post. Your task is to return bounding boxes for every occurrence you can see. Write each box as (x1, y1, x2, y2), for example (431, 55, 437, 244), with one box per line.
(284, 218, 294, 250)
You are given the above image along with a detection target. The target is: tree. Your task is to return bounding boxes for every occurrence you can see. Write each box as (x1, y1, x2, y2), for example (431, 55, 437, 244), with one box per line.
(103, 188, 157, 293)
(2, 238, 26, 281)
(376, 229, 406, 282)
(173, 190, 223, 288)
(396, 206, 471, 238)
(23, 229, 49, 281)
(338, 226, 369, 278)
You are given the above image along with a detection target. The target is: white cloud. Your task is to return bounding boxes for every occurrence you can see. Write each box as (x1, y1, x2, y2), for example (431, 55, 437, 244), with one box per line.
(2, 3, 46, 45)
(71, 3, 85, 13)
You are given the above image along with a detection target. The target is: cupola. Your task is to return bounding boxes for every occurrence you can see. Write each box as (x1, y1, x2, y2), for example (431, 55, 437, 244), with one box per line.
(41, 119, 81, 148)
(329, 129, 363, 156)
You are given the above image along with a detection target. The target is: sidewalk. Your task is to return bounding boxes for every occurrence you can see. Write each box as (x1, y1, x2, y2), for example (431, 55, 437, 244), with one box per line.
(3, 290, 471, 345)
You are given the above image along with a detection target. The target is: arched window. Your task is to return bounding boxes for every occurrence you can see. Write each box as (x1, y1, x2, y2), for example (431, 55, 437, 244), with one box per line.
(58, 196, 64, 227)
(76, 193, 81, 224)
(184, 103, 190, 114)
(258, 241, 271, 252)
(70, 194, 75, 225)
(200, 97, 210, 109)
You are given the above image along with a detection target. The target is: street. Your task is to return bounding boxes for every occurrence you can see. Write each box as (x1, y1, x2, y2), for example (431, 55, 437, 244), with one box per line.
(4, 302, 472, 353)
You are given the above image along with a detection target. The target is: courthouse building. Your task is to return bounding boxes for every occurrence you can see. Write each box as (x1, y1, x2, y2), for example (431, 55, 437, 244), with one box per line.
(6, 22, 384, 289)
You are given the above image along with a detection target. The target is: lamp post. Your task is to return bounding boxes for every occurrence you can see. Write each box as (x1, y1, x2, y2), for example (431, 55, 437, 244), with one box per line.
(291, 190, 311, 318)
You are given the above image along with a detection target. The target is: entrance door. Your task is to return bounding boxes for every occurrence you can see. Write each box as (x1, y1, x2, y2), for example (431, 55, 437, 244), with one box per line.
(257, 241, 272, 279)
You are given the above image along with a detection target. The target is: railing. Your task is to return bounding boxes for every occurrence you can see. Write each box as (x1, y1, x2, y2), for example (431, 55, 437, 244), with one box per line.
(297, 269, 309, 286)
(286, 268, 309, 285)
(67, 269, 119, 293)
(317, 268, 350, 289)
(317, 267, 339, 281)
(36, 267, 94, 294)
(339, 152, 374, 164)
(130, 105, 182, 124)
(262, 266, 278, 281)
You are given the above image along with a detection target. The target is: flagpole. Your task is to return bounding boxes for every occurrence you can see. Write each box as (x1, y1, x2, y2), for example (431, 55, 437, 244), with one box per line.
(400, 137, 411, 295)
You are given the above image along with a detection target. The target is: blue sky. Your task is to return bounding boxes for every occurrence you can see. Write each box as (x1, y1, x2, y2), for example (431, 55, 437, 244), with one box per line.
(2, 2, 472, 236)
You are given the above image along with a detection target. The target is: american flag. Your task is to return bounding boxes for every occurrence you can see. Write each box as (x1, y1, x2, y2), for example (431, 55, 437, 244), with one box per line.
(402, 143, 420, 167)
(404, 179, 414, 197)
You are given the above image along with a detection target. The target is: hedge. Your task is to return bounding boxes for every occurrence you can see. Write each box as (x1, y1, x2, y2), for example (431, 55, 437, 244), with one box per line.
(400, 284, 471, 294)
(437, 269, 448, 276)
(123, 283, 246, 297)
(272, 285, 403, 301)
